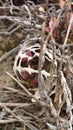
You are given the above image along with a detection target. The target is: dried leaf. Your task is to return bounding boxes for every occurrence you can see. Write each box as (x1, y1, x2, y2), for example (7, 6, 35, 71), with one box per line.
(47, 16, 59, 38)
(48, 17, 59, 31)
(59, 0, 71, 10)
(39, 6, 45, 12)
(59, 0, 65, 8)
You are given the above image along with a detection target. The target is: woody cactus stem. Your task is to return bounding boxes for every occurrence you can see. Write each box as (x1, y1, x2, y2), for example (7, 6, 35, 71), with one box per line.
(38, 22, 48, 99)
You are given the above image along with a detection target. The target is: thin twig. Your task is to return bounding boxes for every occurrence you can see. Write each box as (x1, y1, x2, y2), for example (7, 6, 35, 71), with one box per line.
(0, 45, 21, 62)
(0, 103, 31, 107)
(63, 15, 73, 48)
(0, 119, 18, 124)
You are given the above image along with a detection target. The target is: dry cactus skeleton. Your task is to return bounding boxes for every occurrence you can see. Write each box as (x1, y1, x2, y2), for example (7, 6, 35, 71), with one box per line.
(13, 43, 53, 87)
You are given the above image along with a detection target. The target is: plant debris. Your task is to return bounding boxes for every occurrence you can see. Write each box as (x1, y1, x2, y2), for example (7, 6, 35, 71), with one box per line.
(0, 0, 73, 130)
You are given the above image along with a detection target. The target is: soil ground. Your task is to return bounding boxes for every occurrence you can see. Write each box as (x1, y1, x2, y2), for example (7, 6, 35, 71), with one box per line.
(0, 33, 24, 102)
